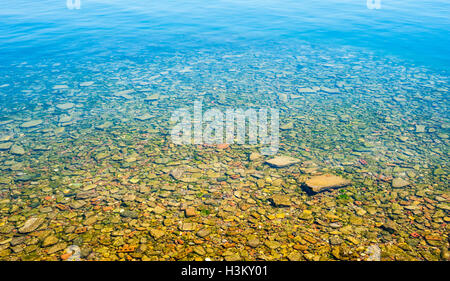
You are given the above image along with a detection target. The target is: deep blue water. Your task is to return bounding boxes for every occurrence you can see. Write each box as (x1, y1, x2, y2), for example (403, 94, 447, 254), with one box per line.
(1, 0, 449, 70)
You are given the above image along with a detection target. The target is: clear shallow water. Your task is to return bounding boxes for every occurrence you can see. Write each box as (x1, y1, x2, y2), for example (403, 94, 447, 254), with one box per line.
(0, 1, 448, 261)
(1, 0, 450, 69)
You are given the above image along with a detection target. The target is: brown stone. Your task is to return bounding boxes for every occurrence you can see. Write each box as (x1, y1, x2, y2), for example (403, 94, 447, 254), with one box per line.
(304, 174, 351, 193)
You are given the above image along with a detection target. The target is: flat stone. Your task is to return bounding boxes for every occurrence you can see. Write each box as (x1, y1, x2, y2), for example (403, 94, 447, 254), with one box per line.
(59, 114, 72, 123)
(83, 216, 97, 225)
(185, 207, 198, 217)
(149, 228, 165, 239)
(42, 235, 58, 247)
(0, 135, 13, 142)
(224, 253, 241, 261)
(287, 251, 302, 261)
(135, 113, 153, 121)
(47, 243, 67, 254)
(20, 120, 43, 128)
(264, 240, 281, 249)
(18, 217, 45, 233)
(180, 222, 195, 231)
(298, 87, 316, 93)
(0, 142, 12, 150)
(170, 167, 185, 180)
(280, 122, 294, 130)
(120, 210, 138, 219)
(56, 103, 75, 110)
(321, 86, 340, 94)
(69, 201, 85, 209)
(415, 125, 426, 133)
(153, 206, 166, 214)
(392, 178, 410, 188)
(270, 194, 291, 207)
(304, 174, 351, 193)
(382, 220, 398, 234)
(249, 152, 262, 161)
(80, 81, 94, 87)
(145, 93, 160, 101)
(10, 145, 25, 155)
(247, 238, 260, 248)
(265, 156, 301, 168)
(196, 228, 211, 238)
(193, 245, 206, 256)
(96, 121, 113, 130)
(114, 89, 134, 99)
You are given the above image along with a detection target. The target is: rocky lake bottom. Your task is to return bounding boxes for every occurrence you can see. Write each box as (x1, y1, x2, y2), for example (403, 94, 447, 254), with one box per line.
(0, 43, 448, 261)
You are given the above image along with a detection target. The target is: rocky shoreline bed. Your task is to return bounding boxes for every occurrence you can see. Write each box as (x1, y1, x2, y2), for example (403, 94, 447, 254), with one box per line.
(0, 44, 448, 261)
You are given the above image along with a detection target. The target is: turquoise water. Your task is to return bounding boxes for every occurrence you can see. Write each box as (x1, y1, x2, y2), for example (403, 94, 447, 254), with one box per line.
(0, 1, 449, 261)
(1, 0, 450, 68)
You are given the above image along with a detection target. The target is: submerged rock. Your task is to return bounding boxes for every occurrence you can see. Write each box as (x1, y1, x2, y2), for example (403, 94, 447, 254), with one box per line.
(392, 178, 410, 188)
(249, 152, 262, 161)
(0, 134, 13, 142)
(149, 228, 165, 239)
(247, 238, 260, 248)
(170, 167, 185, 180)
(59, 114, 73, 123)
(184, 207, 198, 217)
(43, 235, 58, 247)
(96, 121, 113, 130)
(196, 228, 211, 238)
(80, 81, 94, 87)
(0, 142, 12, 150)
(270, 194, 291, 207)
(135, 113, 153, 121)
(56, 103, 75, 110)
(415, 125, 426, 133)
(10, 144, 25, 155)
(114, 89, 134, 99)
(20, 120, 43, 128)
(18, 217, 45, 233)
(145, 93, 160, 101)
(304, 174, 351, 193)
(265, 156, 301, 168)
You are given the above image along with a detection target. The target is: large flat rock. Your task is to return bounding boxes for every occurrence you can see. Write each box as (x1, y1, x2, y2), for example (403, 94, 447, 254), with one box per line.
(304, 174, 351, 193)
(265, 156, 301, 168)
(20, 120, 43, 128)
(18, 217, 45, 233)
